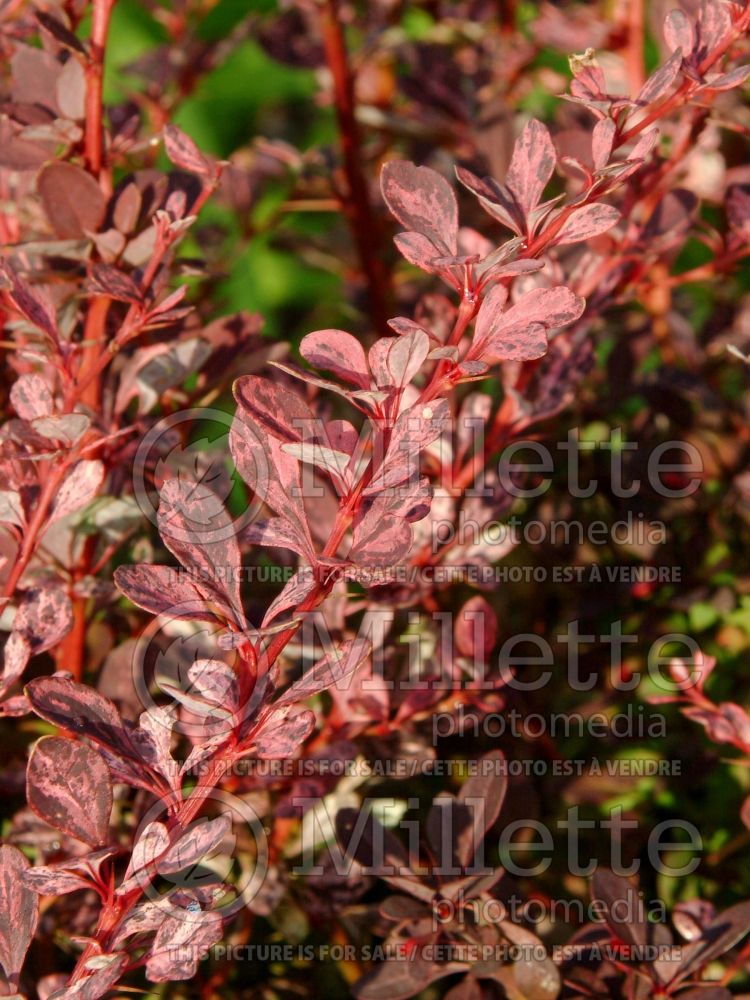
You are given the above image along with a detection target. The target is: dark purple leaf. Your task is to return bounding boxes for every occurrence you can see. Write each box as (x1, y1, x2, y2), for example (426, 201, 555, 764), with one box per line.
(37, 162, 106, 238)
(25, 675, 134, 762)
(0, 262, 60, 343)
(88, 264, 142, 304)
(354, 956, 462, 1000)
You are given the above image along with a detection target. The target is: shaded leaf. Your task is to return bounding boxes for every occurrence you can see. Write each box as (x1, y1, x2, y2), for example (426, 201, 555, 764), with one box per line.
(37, 162, 106, 238)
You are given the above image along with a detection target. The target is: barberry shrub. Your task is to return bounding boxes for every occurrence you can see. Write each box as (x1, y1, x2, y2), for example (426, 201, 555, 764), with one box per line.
(2, 1, 750, 998)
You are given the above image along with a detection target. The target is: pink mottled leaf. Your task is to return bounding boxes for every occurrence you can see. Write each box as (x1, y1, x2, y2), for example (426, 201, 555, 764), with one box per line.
(664, 9, 696, 55)
(386, 329, 430, 389)
(10, 373, 53, 420)
(474, 282, 509, 346)
(505, 119, 557, 220)
(25, 675, 133, 761)
(146, 908, 223, 982)
(118, 822, 170, 893)
(37, 162, 106, 238)
(366, 397, 450, 493)
(49, 460, 105, 525)
(242, 517, 316, 562)
(157, 478, 243, 621)
(282, 441, 351, 484)
(703, 65, 750, 92)
(234, 374, 314, 444)
(476, 285, 585, 363)
(0, 844, 38, 989)
(728, 186, 750, 239)
(187, 658, 238, 708)
(627, 127, 659, 162)
(455, 166, 523, 234)
(163, 124, 215, 179)
(114, 564, 225, 622)
(158, 814, 231, 874)
(47, 952, 126, 1000)
(591, 118, 616, 171)
(254, 704, 316, 758)
(229, 410, 311, 554)
(697, 0, 732, 58)
(381, 161, 458, 253)
(553, 203, 621, 245)
(349, 513, 413, 568)
(636, 48, 683, 105)
(393, 231, 447, 276)
(1, 631, 31, 696)
(277, 637, 371, 705)
(24, 865, 91, 895)
(300, 330, 370, 389)
(261, 568, 317, 627)
(12, 584, 73, 657)
(26, 736, 113, 847)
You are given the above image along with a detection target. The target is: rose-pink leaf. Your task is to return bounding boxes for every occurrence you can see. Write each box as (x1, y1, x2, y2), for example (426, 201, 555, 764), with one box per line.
(10, 373, 53, 420)
(381, 161, 458, 253)
(300, 330, 370, 389)
(553, 203, 621, 245)
(505, 119, 557, 220)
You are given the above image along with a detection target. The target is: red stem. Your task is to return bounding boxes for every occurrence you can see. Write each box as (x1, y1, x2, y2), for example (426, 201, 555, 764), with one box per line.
(320, 0, 391, 336)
